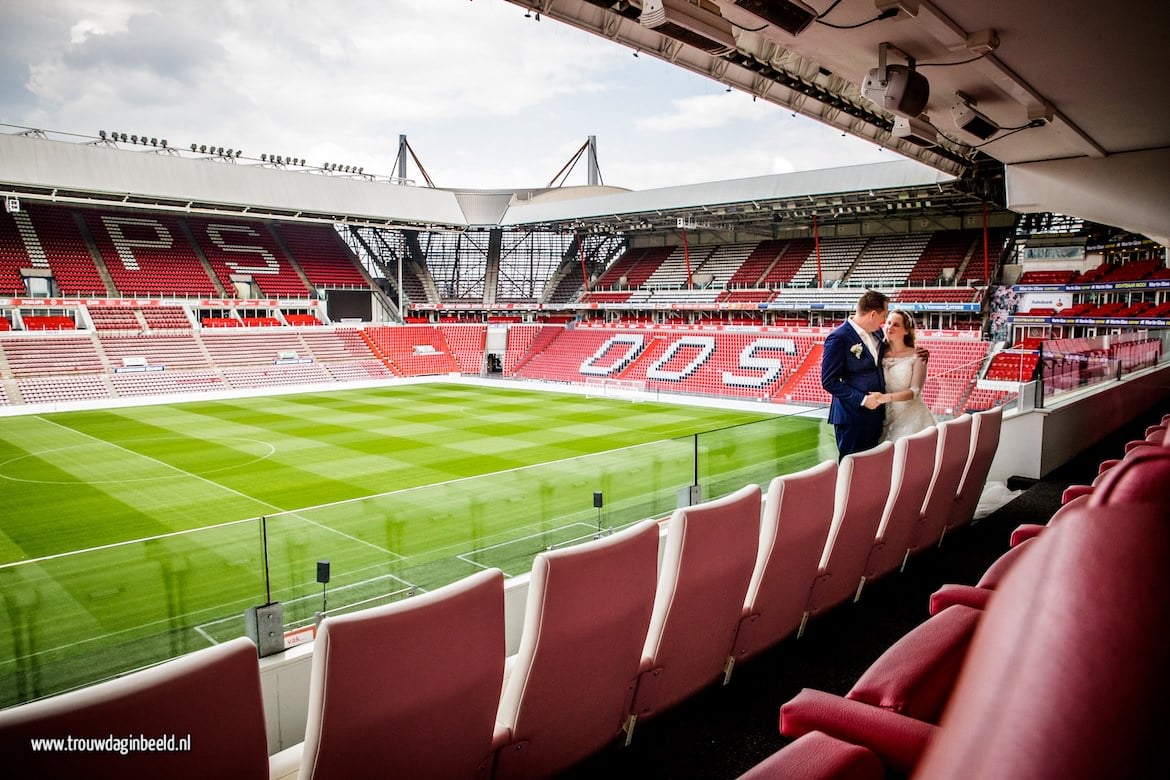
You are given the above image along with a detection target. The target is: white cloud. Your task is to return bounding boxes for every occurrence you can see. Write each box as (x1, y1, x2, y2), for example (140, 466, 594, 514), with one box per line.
(1, 0, 923, 191)
(634, 92, 777, 132)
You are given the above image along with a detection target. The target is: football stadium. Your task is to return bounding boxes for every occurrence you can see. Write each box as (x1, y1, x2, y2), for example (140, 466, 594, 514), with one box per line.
(2, 1, 1169, 777)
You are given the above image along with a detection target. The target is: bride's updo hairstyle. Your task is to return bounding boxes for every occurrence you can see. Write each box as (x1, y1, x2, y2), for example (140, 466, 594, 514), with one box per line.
(892, 309, 917, 347)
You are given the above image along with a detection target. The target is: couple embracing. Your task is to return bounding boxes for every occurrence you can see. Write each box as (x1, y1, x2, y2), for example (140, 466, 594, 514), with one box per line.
(821, 290, 935, 461)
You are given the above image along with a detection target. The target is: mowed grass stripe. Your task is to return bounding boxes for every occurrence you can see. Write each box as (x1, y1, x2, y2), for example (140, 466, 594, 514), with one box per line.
(1, 385, 776, 564)
(0, 417, 271, 557)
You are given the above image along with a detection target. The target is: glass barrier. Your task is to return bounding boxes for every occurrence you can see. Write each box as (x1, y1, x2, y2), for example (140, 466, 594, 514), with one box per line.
(1036, 330, 1169, 405)
(0, 408, 833, 709)
(697, 413, 833, 499)
(0, 518, 266, 710)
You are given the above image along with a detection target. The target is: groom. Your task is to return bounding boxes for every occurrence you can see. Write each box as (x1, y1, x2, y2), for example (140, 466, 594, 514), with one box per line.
(821, 290, 890, 460)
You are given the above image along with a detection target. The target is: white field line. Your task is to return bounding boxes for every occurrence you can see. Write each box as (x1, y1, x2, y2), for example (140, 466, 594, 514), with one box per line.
(193, 571, 418, 640)
(456, 522, 597, 573)
(0, 564, 421, 670)
(4, 417, 400, 568)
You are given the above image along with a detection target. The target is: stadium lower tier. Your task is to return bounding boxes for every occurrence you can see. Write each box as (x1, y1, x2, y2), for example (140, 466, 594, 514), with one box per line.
(0, 322, 999, 415)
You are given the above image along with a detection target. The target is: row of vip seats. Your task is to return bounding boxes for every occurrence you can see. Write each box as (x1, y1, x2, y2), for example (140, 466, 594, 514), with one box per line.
(741, 413, 1169, 779)
(0, 408, 1002, 779)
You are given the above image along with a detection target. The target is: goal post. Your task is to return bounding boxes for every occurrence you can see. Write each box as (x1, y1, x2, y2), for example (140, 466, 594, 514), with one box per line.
(584, 377, 647, 402)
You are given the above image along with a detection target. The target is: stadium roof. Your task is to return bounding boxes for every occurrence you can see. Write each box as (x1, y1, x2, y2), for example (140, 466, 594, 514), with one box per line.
(506, 1, 1170, 246)
(500, 159, 966, 233)
(0, 132, 468, 230)
(1, 131, 979, 237)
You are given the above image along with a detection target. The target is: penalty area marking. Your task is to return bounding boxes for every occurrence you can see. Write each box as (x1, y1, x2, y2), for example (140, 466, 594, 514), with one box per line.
(0, 563, 419, 671)
(192, 571, 419, 645)
(457, 521, 598, 575)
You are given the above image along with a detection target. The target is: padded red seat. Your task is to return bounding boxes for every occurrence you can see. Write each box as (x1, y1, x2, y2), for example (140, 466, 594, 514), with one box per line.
(738, 730, 883, 780)
(927, 538, 1036, 614)
(915, 502, 1170, 778)
(769, 500, 1170, 779)
(1085, 446, 1170, 505)
(779, 688, 933, 773)
(777, 605, 980, 768)
(846, 605, 981, 723)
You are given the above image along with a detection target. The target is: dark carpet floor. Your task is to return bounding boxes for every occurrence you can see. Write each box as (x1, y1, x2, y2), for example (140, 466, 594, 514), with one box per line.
(557, 406, 1164, 779)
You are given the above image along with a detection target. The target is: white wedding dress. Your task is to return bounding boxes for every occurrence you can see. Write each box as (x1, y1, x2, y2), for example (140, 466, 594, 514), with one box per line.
(880, 355, 937, 443)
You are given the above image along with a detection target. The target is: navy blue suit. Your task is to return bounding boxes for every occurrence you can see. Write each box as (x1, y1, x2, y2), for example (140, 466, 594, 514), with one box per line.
(821, 321, 886, 460)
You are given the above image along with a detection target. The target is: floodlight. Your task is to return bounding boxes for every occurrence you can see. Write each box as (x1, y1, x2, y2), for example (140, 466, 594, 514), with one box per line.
(731, 0, 817, 35)
(892, 114, 937, 147)
(640, 0, 736, 56)
(951, 100, 999, 140)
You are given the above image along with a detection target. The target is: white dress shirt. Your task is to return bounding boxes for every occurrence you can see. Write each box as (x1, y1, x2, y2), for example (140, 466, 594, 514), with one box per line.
(847, 318, 880, 363)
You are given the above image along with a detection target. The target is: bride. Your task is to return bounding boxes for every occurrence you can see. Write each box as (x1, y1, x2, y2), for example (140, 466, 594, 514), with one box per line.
(875, 309, 936, 442)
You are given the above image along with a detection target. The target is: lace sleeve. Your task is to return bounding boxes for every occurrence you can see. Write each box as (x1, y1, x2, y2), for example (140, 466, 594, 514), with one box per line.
(910, 357, 928, 399)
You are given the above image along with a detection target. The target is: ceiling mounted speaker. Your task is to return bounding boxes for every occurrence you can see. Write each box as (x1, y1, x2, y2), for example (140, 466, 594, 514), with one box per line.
(862, 64, 930, 118)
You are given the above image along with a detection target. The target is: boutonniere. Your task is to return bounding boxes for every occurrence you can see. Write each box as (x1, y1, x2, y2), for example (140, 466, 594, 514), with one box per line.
(850, 343, 864, 359)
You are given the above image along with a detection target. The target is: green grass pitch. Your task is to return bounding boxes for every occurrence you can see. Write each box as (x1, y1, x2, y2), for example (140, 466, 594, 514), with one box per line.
(0, 382, 831, 707)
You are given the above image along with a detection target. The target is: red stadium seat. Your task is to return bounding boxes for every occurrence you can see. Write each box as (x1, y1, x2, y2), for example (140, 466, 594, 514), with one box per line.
(804, 442, 896, 629)
(730, 459, 838, 675)
(626, 484, 761, 740)
(0, 638, 269, 779)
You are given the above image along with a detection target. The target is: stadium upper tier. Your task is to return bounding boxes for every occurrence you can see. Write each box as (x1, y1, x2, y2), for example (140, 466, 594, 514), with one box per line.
(0, 202, 362, 299)
(0, 200, 1005, 311)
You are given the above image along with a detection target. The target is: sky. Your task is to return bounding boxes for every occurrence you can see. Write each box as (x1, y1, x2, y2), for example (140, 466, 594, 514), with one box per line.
(0, 0, 904, 192)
